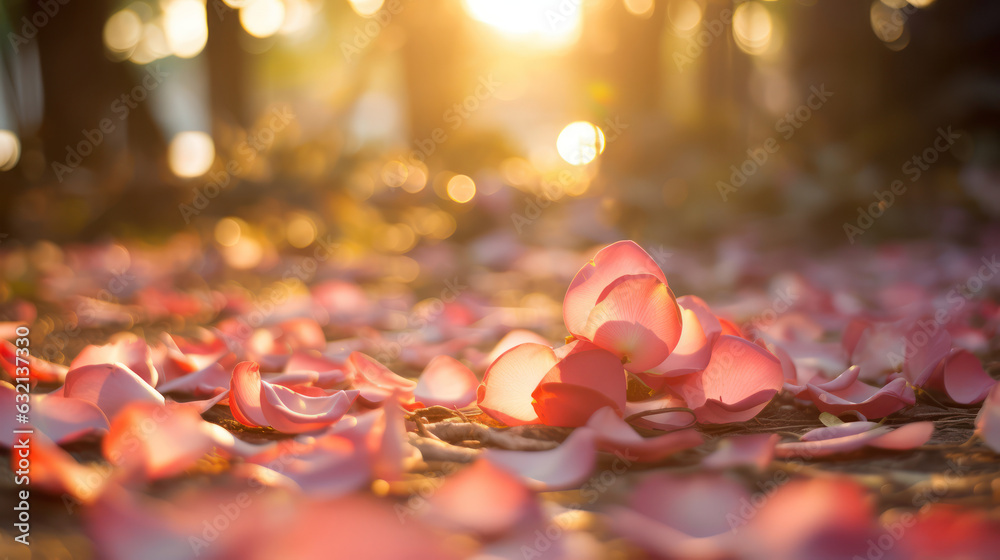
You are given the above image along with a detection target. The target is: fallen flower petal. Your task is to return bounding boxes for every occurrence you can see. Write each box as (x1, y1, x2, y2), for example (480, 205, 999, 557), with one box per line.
(63, 362, 165, 420)
(478, 342, 558, 426)
(805, 365, 915, 419)
(413, 355, 479, 409)
(483, 427, 597, 491)
(585, 406, 702, 462)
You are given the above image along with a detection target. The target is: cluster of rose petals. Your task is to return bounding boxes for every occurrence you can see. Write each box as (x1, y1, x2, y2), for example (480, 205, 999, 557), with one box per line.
(478, 241, 784, 427)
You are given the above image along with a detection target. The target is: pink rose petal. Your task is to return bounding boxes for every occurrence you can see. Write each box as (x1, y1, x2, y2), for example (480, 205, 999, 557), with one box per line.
(563, 240, 668, 337)
(805, 366, 915, 419)
(585, 406, 702, 462)
(478, 343, 558, 426)
(483, 427, 597, 491)
(426, 459, 540, 537)
(930, 348, 997, 405)
(532, 341, 626, 427)
(702, 434, 779, 471)
(678, 335, 783, 424)
(580, 274, 682, 373)
(413, 355, 479, 409)
(70, 336, 159, 388)
(259, 383, 358, 433)
(63, 362, 164, 420)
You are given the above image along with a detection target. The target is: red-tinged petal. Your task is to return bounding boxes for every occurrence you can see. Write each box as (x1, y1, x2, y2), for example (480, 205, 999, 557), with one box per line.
(678, 335, 783, 424)
(13, 432, 104, 501)
(531, 344, 626, 427)
(64, 363, 164, 420)
(485, 329, 551, 366)
(346, 352, 416, 391)
(842, 318, 871, 357)
(717, 317, 744, 338)
(896, 506, 1000, 560)
(413, 355, 479, 409)
(776, 426, 891, 458)
(274, 317, 327, 352)
(805, 367, 915, 419)
(32, 394, 109, 444)
(675, 295, 722, 343)
(366, 400, 419, 482)
(564, 241, 668, 337)
(70, 336, 159, 388)
(581, 274, 682, 373)
(0, 340, 68, 383)
(930, 349, 997, 404)
(609, 473, 748, 558)
(229, 360, 269, 427)
(477, 343, 558, 426)
(483, 427, 597, 491)
(259, 383, 358, 433)
(103, 402, 217, 480)
(426, 459, 541, 538)
(975, 383, 1000, 452)
(646, 307, 712, 378)
(625, 389, 695, 431)
(585, 407, 702, 462)
(702, 434, 779, 471)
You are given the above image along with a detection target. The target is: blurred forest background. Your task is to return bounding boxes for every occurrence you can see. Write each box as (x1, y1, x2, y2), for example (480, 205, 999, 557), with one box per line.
(1, 0, 999, 254)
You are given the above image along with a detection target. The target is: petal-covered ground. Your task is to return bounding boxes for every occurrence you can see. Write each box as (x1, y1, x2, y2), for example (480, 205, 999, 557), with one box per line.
(2, 237, 1000, 559)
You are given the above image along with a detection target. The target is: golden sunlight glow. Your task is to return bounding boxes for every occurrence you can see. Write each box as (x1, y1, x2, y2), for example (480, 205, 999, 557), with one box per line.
(130, 23, 170, 64)
(286, 213, 318, 248)
(223, 236, 264, 269)
(624, 0, 656, 20)
(215, 217, 243, 247)
(103, 9, 143, 55)
(446, 174, 477, 203)
(348, 0, 385, 17)
(163, 0, 208, 58)
(733, 1, 773, 56)
(168, 132, 216, 178)
(240, 0, 287, 38)
(0, 131, 21, 171)
(667, 0, 703, 33)
(557, 121, 605, 166)
(462, 0, 583, 50)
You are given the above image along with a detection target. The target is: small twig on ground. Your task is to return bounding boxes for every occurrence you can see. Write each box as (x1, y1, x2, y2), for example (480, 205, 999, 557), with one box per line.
(423, 421, 559, 451)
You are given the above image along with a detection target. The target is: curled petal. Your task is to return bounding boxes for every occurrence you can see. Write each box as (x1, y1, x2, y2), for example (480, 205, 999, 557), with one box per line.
(229, 361, 269, 427)
(805, 366, 915, 419)
(156, 362, 229, 396)
(477, 343, 558, 426)
(678, 335, 783, 424)
(32, 394, 110, 444)
(346, 352, 416, 406)
(483, 427, 597, 491)
(563, 240, 668, 336)
(485, 329, 551, 366)
(581, 274, 682, 373)
(414, 355, 479, 409)
(64, 363, 164, 420)
(929, 349, 997, 405)
(646, 307, 712, 378)
(624, 389, 694, 431)
(531, 343, 626, 427)
(259, 383, 358, 433)
(70, 337, 159, 388)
